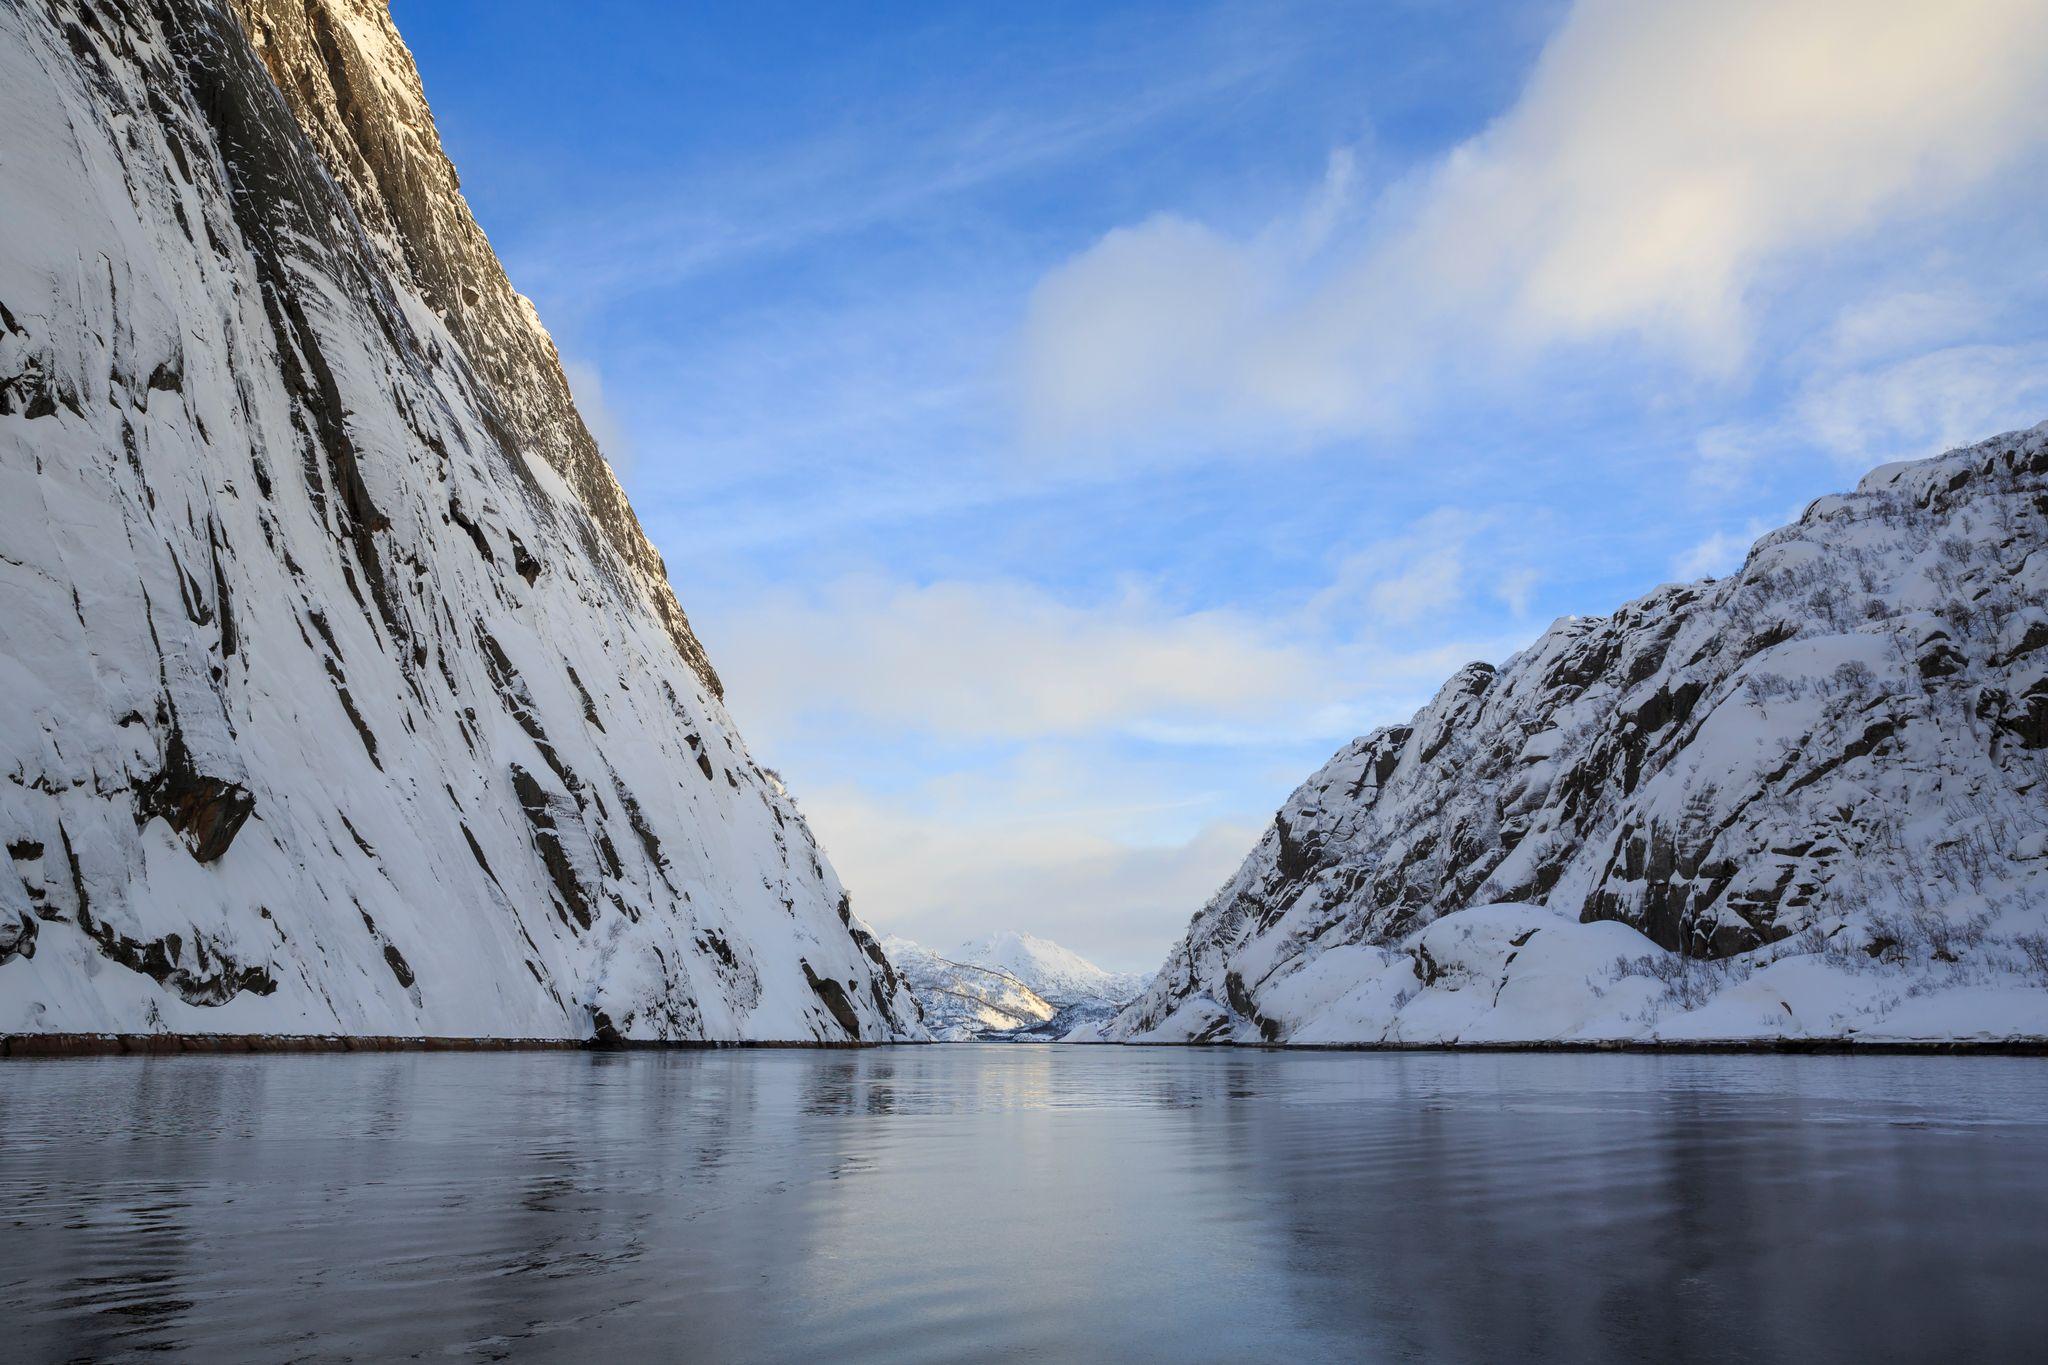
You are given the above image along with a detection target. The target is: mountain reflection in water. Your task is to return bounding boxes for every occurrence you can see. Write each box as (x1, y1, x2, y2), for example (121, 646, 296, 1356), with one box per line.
(3, 1047, 2044, 1362)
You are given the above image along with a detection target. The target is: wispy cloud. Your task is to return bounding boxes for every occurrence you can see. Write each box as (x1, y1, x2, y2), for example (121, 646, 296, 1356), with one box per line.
(1671, 520, 1772, 581)
(706, 506, 1542, 754)
(808, 764, 1257, 973)
(1017, 0, 2048, 456)
(1795, 343, 2048, 469)
(1691, 340, 2048, 498)
(506, 5, 1320, 311)
(710, 575, 1338, 745)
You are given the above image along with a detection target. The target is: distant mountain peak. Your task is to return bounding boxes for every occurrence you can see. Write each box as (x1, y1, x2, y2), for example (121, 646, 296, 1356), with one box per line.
(882, 929, 1149, 1041)
(949, 931, 1148, 1006)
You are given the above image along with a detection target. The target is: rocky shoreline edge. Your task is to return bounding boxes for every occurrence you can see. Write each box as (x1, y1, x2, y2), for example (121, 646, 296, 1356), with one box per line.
(3, 1033, 2043, 1057)
(0, 1033, 907, 1057)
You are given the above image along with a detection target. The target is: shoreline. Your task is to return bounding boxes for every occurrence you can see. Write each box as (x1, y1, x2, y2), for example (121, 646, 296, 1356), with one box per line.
(1188, 1038, 2048, 1056)
(0, 1033, 903, 1057)
(3, 1033, 2044, 1057)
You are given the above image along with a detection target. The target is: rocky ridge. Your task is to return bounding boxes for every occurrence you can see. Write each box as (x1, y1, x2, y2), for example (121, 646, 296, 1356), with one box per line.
(1109, 424, 2048, 1045)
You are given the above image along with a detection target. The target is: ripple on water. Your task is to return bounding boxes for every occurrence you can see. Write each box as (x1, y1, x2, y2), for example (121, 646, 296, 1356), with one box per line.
(2, 1048, 2045, 1362)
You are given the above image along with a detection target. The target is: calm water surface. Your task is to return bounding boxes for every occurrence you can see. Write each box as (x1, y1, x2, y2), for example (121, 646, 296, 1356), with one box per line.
(2, 1047, 2044, 1362)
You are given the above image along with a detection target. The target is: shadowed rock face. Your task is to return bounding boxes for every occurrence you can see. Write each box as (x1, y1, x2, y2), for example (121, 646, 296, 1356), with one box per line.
(1114, 424, 2048, 1042)
(802, 962, 863, 1041)
(0, 0, 919, 1042)
(134, 730, 255, 863)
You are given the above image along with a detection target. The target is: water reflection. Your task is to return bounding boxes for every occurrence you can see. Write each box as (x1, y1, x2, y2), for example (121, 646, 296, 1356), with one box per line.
(2, 1048, 2044, 1361)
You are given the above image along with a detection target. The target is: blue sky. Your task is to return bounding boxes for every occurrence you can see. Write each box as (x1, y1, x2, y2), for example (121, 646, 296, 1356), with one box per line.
(392, 0, 2048, 971)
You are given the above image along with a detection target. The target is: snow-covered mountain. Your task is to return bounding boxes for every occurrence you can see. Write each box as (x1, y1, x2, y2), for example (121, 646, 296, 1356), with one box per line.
(881, 936, 1057, 1041)
(0, 0, 918, 1043)
(881, 931, 1146, 1040)
(1110, 424, 2048, 1046)
(950, 931, 1148, 1006)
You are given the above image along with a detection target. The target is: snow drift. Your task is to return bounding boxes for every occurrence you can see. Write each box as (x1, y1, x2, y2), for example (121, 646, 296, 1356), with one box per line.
(1111, 424, 2048, 1046)
(0, 0, 918, 1042)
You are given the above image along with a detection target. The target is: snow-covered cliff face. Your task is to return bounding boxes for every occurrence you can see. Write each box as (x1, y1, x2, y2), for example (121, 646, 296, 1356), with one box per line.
(1113, 424, 2048, 1044)
(0, 0, 918, 1042)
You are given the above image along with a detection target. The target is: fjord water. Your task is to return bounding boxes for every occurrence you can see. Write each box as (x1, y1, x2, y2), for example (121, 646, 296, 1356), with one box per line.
(3, 1049, 2043, 1362)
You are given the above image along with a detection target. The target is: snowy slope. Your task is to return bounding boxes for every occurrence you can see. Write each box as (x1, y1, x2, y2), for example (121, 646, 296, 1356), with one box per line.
(950, 931, 1148, 1007)
(881, 936, 1057, 1041)
(883, 931, 1146, 1042)
(1111, 424, 2048, 1045)
(0, 0, 918, 1042)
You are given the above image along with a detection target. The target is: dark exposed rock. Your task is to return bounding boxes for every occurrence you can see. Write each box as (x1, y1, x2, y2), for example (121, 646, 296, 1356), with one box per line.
(509, 535, 541, 585)
(76, 898, 276, 1006)
(589, 1008, 625, 1046)
(509, 764, 593, 931)
(134, 730, 255, 863)
(566, 665, 604, 731)
(802, 960, 862, 1039)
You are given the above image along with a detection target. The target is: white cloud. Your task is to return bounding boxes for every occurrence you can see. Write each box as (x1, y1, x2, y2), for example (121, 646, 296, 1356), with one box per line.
(1795, 343, 2048, 468)
(1403, 0, 2048, 360)
(804, 764, 1259, 973)
(1366, 545, 1465, 625)
(694, 525, 1558, 967)
(1689, 340, 2048, 496)
(1821, 287, 1988, 369)
(706, 506, 1541, 753)
(1019, 0, 2048, 449)
(1021, 214, 1267, 442)
(711, 576, 1339, 743)
(1688, 421, 1774, 497)
(1494, 567, 1541, 618)
(1672, 522, 1769, 581)
(1306, 508, 1500, 629)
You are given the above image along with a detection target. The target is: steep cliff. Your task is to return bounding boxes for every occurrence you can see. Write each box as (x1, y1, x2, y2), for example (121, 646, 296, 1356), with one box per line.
(0, 0, 918, 1041)
(1111, 424, 2048, 1045)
